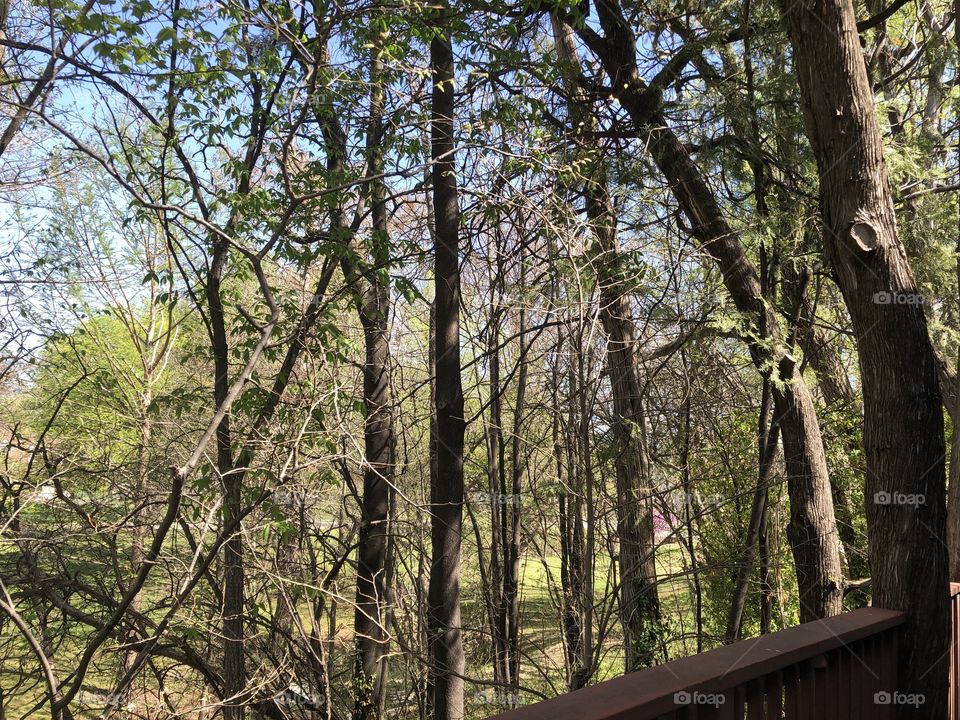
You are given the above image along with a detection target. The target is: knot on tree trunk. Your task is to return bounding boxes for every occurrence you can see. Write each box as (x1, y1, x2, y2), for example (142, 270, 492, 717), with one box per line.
(848, 210, 880, 253)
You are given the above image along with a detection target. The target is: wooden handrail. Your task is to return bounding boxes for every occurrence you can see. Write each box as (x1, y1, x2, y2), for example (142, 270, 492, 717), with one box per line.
(950, 583, 960, 719)
(486, 608, 906, 720)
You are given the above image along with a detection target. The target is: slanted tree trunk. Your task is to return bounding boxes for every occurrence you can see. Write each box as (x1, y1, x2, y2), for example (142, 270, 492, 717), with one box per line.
(784, 1, 950, 715)
(351, 23, 395, 718)
(700, 23, 869, 592)
(427, 12, 465, 719)
(725, 379, 780, 643)
(709, 29, 868, 593)
(0, 0, 94, 160)
(553, 18, 662, 669)
(574, 2, 844, 621)
(780, 264, 869, 587)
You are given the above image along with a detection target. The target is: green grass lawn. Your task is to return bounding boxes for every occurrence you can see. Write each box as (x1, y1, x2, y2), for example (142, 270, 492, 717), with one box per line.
(459, 540, 701, 717)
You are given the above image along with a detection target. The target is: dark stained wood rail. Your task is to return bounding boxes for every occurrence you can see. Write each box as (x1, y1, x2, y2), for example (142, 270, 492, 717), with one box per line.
(485, 607, 907, 720)
(950, 582, 960, 720)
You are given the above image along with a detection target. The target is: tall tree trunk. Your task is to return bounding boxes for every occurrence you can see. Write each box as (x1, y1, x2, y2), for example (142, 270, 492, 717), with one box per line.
(505, 267, 527, 693)
(678, 356, 703, 652)
(784, 2, 950, 715)
(949, 351, 960, 583)
(573, 329, 596, 686)
(207, 243, 245, 720)
(553, 18, 662, 669)
(705, 26, 869, 591)
(949, 315, 960, 577)
(427, 13, 465, 720)
(351, 22, 395, 717)
(594, 230, 663, 671)
(485, 237, 507, 689)
(783, 266, 869, 584)
(555, 330, 590, 690)
(725, 379, 780, 643)
(574, 3, 844, 621)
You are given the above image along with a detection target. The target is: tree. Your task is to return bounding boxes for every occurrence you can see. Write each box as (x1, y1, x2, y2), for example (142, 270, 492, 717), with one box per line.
(552, 16, 663, 670)
(784, 0, 950, 715)
(427, 8, 466, 719)
(350, 10, 397, 717)
(570, 0, 844, 621)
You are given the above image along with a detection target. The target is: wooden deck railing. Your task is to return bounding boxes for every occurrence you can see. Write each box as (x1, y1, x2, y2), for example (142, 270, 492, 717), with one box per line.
(950, 582, 960, 720)
(486, 607, 908, 720)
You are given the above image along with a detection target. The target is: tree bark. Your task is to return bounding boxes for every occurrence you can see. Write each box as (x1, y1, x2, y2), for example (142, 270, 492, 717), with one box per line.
(484, 237, 507, 690)
(716, 28, 869, 593)
(947, 387, 960, 581)
(790, 280, 870, 584)
(427, 14, 465, 720)
(206, 241, 246, 720)
(504, 260, 526, 696)
(555, 329, 592, 690)
(784, 1, 950, 715)
(351, 23, 395, 718)
(724, 379, 780, 643)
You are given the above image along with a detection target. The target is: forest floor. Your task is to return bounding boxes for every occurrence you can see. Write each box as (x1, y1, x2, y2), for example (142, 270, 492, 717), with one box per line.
(0, 542, 696, 719)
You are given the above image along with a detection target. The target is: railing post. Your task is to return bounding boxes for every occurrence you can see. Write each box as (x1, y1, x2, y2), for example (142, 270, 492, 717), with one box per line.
(950, 583, 960, 720)
(879, 629, 898, 720)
